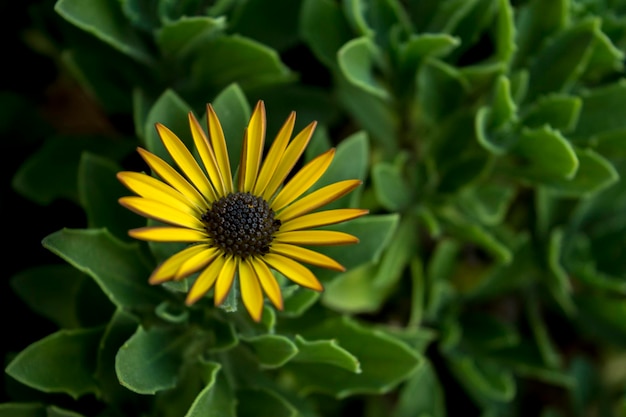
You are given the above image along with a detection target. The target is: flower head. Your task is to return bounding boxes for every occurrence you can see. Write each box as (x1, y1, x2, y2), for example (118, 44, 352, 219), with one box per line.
(118, 100, 367, 321)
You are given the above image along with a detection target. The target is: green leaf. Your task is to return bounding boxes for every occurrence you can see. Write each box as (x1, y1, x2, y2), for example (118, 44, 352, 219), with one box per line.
(186, 35, 292, 99)
(546, 228, 575, 315)
(5, 327, 105, 399)
(210, 83, 252, 172)
(42, 228, 167, 309)
(489, 75, 518, 129)
(308, 130, 369, 209)
(462, 312, 520, 351)
(397, 33, 460, 81)
(436, 208, 513, 264)
(317, 214, 399, 277)
(573, 79, 626, 141)
(288, 316, 422, 398)
(115, 325, 188, 394)
(582, 25, 625, 82)
(494, 0, 516, 64)
(300, 0, 353, 68)
(281, 288, 321, 318)
(527, 297, 562, 369)
(575, 293, 626, 346)
(240, 334, 298, 369)
(229, 0, 301, 51)
(12, 135, 132, 205)
(323, 215, 416, 312)
(447, 354, 516, 403)
(11, 263, 113, 329)
(512, 126, 579, 182)
(338, 37, 389, 100)
(337, 78, 399, 153)
(78, 152, 141, 241)
(417, 59, 468, 124)
(0, 404, 87, 417)
(526, 18, 599, 102)
(372, 161, 413, 212)
(521, 94, 582, 133)
(144, 89, 194, 163)
(513, 0, 567, 67)
(393, 360, 445, 417)
(237, 388, 298, 417)
(185, 362, 236, 417)
(544, 147, 618, 197)
(459, 184, 516, 226)
(55, 0, 153, 64)
(157, 16, 226, 58)
(292, 335, 361, 373)
(95, 309, 139, 403)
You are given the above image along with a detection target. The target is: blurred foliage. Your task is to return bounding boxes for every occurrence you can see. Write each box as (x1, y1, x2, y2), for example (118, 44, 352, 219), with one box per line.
(4, 0, 626, 416)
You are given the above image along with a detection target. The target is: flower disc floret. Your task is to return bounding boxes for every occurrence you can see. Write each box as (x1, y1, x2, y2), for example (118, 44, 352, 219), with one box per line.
(202, 192, 281, 258)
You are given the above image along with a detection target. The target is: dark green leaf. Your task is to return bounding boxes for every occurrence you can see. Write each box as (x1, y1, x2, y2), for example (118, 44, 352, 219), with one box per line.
(292, 335, 361, 372)
(281, 288, 321, 318)
(372, 161, 413, 211)
(317, 214, 399, 278)
(157, 16, 226, 58)
(185, 362, 236, 417)
(447, 354, 516, 403)
(55, 0, 153, 64)
(0, 403, 43, 417)
(240, 334, 298, 368)
(5, 327, 104, 399)
(459, 184, 516, 226)
(288, 316, 422, 397)
(186, 35, 292, 99)
(115, 325, 188, 394)
(544, 147, 618, 197)
(300, 0, 353, 68)
(144, 89, 194, 164)
(237, 388, 297, 417)
(12, 135, 132, 205)
(338, 37, 389, 100)
(417, 59, 468, 124)
(521, 94, 582, 133)
(42, 228, 167, 309)
(526, 18, 598, 102)
(514, 0, 567, 67)
(512, 126, 578, 183)
(79, 152, 141, 241)
(393, 360, 445, 417)
(95, 309, 139, 403)
(230, 0, 301, 51)
(573, 79, 626, 141)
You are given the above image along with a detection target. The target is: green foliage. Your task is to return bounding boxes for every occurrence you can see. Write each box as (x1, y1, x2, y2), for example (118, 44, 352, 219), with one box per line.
(6, 0, 626, 416)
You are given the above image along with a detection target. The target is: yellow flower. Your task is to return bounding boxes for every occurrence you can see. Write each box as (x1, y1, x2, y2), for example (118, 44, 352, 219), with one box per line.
(117, 100, 367, 321)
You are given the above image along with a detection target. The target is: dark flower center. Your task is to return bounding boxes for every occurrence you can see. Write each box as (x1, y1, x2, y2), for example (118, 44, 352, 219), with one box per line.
(202, 192, 281, 258)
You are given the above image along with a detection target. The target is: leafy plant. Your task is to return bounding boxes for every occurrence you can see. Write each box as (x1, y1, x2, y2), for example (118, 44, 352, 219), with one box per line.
(4, 0, 626, 416)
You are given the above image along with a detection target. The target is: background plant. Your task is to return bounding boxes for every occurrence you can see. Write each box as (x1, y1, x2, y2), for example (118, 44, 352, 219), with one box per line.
(3, 0, 626, 416)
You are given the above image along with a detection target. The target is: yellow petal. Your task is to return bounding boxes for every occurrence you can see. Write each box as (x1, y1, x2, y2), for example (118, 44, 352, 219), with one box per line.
(119, 197, 205, 230)
(277, 180, 362, 222)
(137, 147, 207, 210)
(188, 112, 226, 196)
(156, 123, 217, 202)
(262, 253, 323, 291)
(185, 254, 227, 305)
(271, 148, 335, 211)
(174, 246, 219, 280)
(213, 256, 238, 306)
(239, 100, 266, 192)
(274, 230, 359, 246)
(149, 244, 209, 284)
(206, 104, 234, 193)
(129, 227, 208, 242)
(250, 258, 283, 310)
(280, 208, 369, 232)
(239, 258, 264, 322)
(117, 171, 200, 216)
(270, 243, 345, 272)
(253, 111, 295, 196)
(262, 121, 317, 200)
